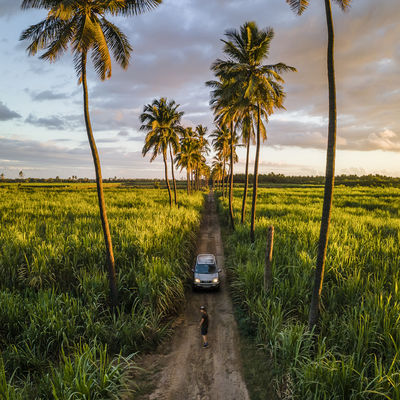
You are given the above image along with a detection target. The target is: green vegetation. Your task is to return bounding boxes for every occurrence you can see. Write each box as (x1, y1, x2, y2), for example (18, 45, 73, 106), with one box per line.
(139, 95, 211, 201)
(284, 0, 352, 330)
(207, 21, 296, 240)
(218, 186, 400, 399)
(140, 97, 184, 207)
(20, 0, 162, 308)
(0, 184, 203, 398)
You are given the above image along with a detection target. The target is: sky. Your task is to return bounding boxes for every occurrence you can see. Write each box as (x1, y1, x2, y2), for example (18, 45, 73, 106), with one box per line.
(0, 0, 399, 179)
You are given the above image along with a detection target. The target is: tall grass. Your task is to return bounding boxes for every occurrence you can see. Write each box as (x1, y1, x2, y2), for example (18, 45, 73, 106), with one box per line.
(218, 186, 400, 399)
(0, 184, 203, 397)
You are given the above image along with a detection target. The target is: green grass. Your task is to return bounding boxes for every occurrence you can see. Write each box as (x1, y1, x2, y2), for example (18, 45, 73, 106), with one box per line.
(0, 184, 204, 398)
(217, 186, 400, 399)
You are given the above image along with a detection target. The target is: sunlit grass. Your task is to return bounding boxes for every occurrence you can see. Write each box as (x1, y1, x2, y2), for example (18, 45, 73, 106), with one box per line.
(0, 184, 204, 397)
(218, 186, 400, 399)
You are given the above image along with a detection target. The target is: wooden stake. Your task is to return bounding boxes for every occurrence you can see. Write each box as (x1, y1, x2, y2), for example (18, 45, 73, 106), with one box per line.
(264, 225, 274, 291)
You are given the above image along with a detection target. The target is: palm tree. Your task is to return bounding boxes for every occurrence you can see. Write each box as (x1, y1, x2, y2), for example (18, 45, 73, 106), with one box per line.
(194, 125, 210, 190)
(240, 109, 257, 224)
(167, 102, 183, 205)
(20, 0, 160, 307)
(213, 22, 295, 241)
(212, 156, 224, 191)
(285, 0, 352, 331)
(140, 98, 183, 207)
(175, 128, 202, 195)
(198, 161, 211, 189)
(206, 76, 239, 229)
(210, 125, 230, 199)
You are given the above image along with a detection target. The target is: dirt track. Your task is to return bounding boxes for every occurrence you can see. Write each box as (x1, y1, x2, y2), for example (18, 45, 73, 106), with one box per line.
(134, 192, 249, 400)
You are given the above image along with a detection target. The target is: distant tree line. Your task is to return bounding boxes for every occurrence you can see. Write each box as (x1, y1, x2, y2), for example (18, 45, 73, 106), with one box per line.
(232, 173, 400, 187)
(1, 174, 399, 187)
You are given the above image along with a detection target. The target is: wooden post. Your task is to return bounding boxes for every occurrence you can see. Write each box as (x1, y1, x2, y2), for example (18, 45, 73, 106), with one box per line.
(264, 226, 274, 291)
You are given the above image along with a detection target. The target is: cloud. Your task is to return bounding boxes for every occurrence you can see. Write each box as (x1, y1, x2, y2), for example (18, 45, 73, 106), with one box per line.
(1, 0, 400, 179)
(85, 0, 400, 154)
(25, 113, 81, 130)
(97, 137, 119, 143)
(359, 129, 400, 151)
(30, 90, 69, 101)
(0, 136, 165, 178)
(25, 114, 67, 130)
(0, 101, 21, 120)
(127, 135, 145, 142)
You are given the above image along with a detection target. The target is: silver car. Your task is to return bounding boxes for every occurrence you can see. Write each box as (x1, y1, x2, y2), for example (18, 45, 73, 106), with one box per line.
(192, 254, 221, 290)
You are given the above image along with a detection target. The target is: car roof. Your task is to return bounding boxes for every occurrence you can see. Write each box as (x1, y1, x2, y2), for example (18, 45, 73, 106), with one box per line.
(196, 254, 216, 264)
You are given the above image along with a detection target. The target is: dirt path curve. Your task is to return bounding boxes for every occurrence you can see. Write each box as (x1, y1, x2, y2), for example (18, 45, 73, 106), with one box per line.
(135, 192, 249, 400)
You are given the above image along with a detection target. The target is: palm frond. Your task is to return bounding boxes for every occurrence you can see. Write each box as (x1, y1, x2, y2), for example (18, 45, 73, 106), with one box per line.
(40, 17, 76, 62)
(286, 0, 309, 15)
(20, 17, 66, 56)
(118, 0, 162, 16)
(21, 0, 58, 10)
(89, 19, 112, 80)
(101, 18, 132, 70)
(333, 0, 352, 11)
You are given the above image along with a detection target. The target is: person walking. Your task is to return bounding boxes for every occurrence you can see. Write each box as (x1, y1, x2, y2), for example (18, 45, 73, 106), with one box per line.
(199, 305, 209, 348)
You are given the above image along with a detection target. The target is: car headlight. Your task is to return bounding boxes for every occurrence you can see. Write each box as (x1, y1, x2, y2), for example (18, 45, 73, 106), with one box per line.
(195, 278, 201, 283)
(212, 278, 219, 283)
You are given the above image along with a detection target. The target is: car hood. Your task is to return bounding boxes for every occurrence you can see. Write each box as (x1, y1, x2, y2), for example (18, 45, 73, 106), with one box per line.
(195, 273, 219, 280)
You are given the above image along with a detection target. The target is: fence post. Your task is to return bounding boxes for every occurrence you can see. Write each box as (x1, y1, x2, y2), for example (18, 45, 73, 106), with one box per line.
(264, 225, 274, 291)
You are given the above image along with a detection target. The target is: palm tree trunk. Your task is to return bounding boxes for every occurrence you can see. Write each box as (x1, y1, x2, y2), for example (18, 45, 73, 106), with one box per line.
(196, 164, 200, 190)
(169, 145, 177, 205)
(308, 0, 337, 331)
(250, 104, 261, 243)
(187, 169, 190, 195)
(222, 159, 226, 197)
(229, 121, 235, 230)
(81, 53, 117, 307)
(241, 131, 251, 224)
(163, 151, 172, 207)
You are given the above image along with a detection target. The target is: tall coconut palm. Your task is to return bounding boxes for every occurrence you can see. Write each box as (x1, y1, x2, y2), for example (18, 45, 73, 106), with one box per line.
(213, 22, 295, 241)
(20, 0, 161, 307)
(194, 125, 210, 190)
(167, 100, 183, 205)
(240, 109, 257, 224)
(285, 0, 352, 331)
(224, 121, 239, 229)
(206, 76, 239, 229)
(176, 128, 202, 195)
(198, 161, 211, 189)
(140, 98, 183, 207)
(207, 77, 260, 226)
(212, 156, 224, 191)
(210, 125, 230, 198)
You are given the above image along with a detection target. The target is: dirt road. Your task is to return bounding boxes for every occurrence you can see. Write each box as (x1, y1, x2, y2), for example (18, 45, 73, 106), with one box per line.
(134, 192, 249, 400)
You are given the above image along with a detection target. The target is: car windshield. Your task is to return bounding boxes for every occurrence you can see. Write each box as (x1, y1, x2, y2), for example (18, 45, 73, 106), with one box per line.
(195, 263, 216, 274)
